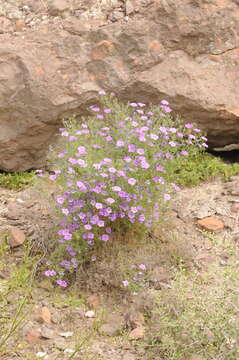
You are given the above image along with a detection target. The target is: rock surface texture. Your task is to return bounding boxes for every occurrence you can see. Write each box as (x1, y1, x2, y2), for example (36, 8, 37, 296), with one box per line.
(0, 0, 239, 171)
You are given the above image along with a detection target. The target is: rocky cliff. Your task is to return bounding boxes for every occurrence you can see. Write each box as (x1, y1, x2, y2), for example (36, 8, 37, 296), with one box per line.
(0, 0, 239, 171)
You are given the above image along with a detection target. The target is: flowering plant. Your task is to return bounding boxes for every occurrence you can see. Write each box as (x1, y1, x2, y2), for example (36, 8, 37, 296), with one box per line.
(40, 92, 207, 287)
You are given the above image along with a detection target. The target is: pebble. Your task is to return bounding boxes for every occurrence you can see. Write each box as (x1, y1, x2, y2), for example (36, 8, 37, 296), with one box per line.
(36, 352, 48, 359)
(85, 310, 95, 318)
(59, 331, 74, 338)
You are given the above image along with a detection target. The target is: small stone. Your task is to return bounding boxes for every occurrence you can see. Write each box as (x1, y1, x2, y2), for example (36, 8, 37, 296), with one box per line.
(40, 326, 55, 339)
(196, 216, 224, 232)
(87, 295, 100, 309)
(59, 331, 73, 338)
(8, 227, 26, 248)
(231, 203, 239, 213)
(15, 19, 25, 32)
(26, 329, 41, 344)
(54, 337, 67, 350)
(129, 326, 145, 340)
(85, 310, 95, 318)
(122, 353, 136, 360)
(99, 319, 123, 336)
(125, 310, 145, 329)
(126, 0, 135, 15)
(64, 348, 74, 354)
(48, 0, 70, 16)
(36, 306, 51, 324)
(36, 352, 48, 358)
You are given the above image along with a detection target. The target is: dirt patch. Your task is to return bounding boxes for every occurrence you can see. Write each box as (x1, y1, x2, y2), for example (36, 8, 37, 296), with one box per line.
(0, 175, 239, 359)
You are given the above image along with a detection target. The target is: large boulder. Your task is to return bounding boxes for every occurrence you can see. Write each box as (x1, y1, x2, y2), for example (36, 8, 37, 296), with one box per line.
(0, 0, 239, 171)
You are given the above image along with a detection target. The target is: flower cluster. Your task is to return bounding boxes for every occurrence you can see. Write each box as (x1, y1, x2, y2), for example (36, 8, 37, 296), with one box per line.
(41, 93, 207, 287)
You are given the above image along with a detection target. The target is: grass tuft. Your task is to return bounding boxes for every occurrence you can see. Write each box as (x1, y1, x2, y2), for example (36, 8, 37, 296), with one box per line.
(0, 171, 35, 191)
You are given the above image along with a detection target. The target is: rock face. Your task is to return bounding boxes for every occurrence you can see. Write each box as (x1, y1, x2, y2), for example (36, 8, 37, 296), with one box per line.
(0, 0, 239, 171)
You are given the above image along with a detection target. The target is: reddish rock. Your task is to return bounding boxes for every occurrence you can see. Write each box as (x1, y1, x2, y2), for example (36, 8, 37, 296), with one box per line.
(36, 306, 51, 324)
(231, 203, 239, 213)
(15, 19, 26, 32)
(26, 329, 41, 344)
(8, 227, 26, 248)
(197, 216, 224, 232)
(87, 295, 100, 309)
(129, 326, 145, 340)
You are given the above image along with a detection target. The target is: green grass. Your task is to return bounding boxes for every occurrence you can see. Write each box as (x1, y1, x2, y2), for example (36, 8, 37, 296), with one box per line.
(146, 261, 239, 360)
(165, 152, 239, 187)
(0, 171, 35, 191)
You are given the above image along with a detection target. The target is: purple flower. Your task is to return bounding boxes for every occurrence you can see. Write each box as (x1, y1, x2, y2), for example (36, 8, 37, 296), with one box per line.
(49, 174, 57, 181)
(62, 208, 69, 216)
(116, 140, 125, 147)
(112, 186, 121, 192)
(106, 197, 115, 204)
(172, 183, 181, 191)
(150, 133, 159, 140)
(132, 121, 138, 127)
(136, 109, 144, 114)
(180, 150, 188, 156)
(91, 106, 100, 112)
(101, 234, 109, 242)
(130, 102, 138, 107)
(77, 159, 87, 167)
(56, 197, 65, 205)
(76, 181, 87, 191)
(97, 114, 104, 120)
(87, 232, 94, 239)
(139, 264, 146, 270)
(122, 280, 129, 287)
(44, 270, 56, 277)
(104, 108, 112, 113)
(137, 148, 145, 155)
(138, 214, 145, 223)
(141, 161, 150, 169)
(177, 132, 184, 137)
(56, 279, 68, 288)
(118, 170, 126, 177)
(106, 227, 112, 234)
(108, 167, 116, 173)
(128, 178, 137, 186)
(163, 194, 171, 200)
(185, 123, 193, 129)
(124, 156, 132, 163)
(128, 144, 136, 152)
(156, 164, 165, 172)
(68, 157, 78, 164)
(90, 215, 99, 225)
(161, 99, 169, 105)
(95, 202, 103, 209)
(61, 131, 69, 137)
(97, 219, 104, 227)
(98, 90, 106, 95)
